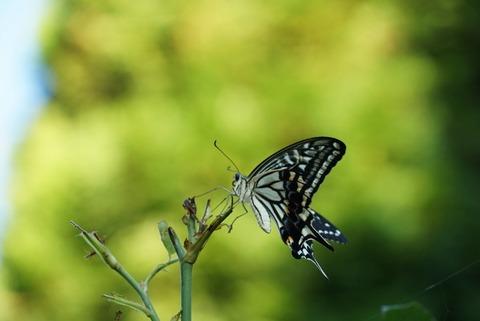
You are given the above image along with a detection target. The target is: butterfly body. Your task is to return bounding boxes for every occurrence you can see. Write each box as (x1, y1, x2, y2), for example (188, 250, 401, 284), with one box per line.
(233, 137, 347, 278)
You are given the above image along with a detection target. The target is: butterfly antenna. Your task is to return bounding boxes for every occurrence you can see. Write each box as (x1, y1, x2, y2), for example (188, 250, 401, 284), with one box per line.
(214, 140, 240, 172)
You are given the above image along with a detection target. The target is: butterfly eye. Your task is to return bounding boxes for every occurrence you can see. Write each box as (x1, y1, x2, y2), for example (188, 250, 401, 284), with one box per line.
(232, 172, 240, 186)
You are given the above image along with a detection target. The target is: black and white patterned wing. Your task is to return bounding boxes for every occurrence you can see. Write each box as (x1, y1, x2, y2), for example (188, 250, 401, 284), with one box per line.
(233, 137, 347, 277)
(248, 137, 346, 210)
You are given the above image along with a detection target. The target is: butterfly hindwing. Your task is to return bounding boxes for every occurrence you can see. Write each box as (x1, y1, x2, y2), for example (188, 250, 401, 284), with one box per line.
(309, 208, 348, 244)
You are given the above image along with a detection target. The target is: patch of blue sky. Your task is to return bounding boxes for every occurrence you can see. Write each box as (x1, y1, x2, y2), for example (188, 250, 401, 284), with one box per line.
(0, 0, 51, 254)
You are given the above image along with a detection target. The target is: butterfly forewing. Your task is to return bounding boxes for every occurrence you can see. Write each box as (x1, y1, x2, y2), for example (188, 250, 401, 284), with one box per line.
(234, 137, 347, 278)
(250, 138, 345, 207)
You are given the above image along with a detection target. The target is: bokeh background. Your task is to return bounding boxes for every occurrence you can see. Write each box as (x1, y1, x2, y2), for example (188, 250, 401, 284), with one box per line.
(1, 0, 479, 321)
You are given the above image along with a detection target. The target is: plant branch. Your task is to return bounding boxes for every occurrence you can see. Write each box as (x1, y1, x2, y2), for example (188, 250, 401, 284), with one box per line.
(71, 221, 161, 321)
(183, 197, 234, 264)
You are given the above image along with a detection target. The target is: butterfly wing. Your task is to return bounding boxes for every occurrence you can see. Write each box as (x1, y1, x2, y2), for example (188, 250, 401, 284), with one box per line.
(249, 137, 346, 207)
(240, 137, 347, 275)
(274, 207, 347, 278)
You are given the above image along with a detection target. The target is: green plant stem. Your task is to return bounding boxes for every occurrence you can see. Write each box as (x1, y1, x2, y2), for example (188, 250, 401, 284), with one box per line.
(144, 258, 179, 285)
(168, 201, 233, 321)
(103, 293, 151, 316)
(137, 284, 160, 321)
(179, 201, 233, 321)
(179, 200, 197, 321)
(180, 261, 193, 321)
(168, 227, 190, 321)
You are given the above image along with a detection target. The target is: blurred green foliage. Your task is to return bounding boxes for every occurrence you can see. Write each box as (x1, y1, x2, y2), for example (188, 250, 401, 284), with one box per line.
(2, 0, 479, 320)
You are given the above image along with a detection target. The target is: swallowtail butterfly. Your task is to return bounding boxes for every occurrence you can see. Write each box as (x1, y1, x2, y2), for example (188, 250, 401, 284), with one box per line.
(233, 137, 347, 278)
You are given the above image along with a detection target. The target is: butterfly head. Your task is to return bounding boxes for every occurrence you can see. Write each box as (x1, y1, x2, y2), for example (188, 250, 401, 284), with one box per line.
(232, 172, 249, 202)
